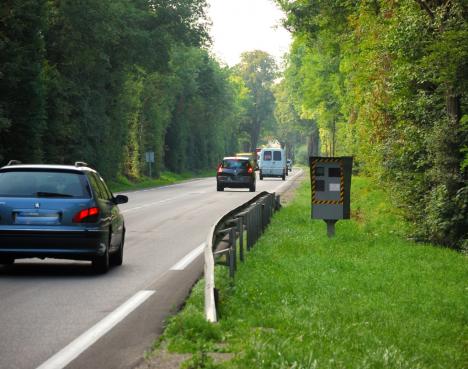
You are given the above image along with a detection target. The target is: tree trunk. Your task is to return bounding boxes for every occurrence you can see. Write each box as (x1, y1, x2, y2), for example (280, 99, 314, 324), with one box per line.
(307, 120, 320, 157)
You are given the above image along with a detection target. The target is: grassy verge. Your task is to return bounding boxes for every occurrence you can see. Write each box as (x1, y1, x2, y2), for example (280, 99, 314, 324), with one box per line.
(153, 177, 467, 369)
(108, 170, 213, 193)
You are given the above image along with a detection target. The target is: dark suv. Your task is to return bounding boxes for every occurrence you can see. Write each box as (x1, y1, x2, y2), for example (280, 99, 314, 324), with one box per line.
(217, 157, 256, 192)
(0, 161, 128, 273)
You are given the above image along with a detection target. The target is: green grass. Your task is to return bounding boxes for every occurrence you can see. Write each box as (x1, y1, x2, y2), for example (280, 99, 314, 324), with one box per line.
(157, 177, 467, 369)
(107, 170, 213, 193)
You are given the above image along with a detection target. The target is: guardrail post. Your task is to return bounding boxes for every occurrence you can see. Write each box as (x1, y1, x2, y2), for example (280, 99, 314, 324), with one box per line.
(251, 206, 256, 246)
(265, 196, 270, 226)
(261, 202, 266, 232)
(236, 216, 244, 262)
(275, 194, 281, 210)
(229, 227, 236, 277)
(255, 205, 260, 243)
(249, 207, 254, 249)
(268, 195, 273, 222)
(205, 191, 284, 322)
(269, 194, 274, 222)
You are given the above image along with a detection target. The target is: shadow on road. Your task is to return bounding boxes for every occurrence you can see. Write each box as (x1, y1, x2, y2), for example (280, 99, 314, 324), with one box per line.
(0, 260, 103, 278)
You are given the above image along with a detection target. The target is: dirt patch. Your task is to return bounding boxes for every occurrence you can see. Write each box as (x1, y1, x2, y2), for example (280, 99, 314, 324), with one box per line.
(351, 208, 364, 223)
(279, 170, 307, 205)
(136, 349, 190, 369)
(136, 347, 234, 369)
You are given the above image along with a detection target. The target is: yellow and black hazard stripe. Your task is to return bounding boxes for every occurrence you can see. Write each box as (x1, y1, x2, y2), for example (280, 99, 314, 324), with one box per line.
(312, 199, 342, 205)
(310, 157, 345, 205)
(310, 159, 317, 201)
(340, 160, 345, 203)
(310, 158, 341, 166)
(314, 158, 341, 163)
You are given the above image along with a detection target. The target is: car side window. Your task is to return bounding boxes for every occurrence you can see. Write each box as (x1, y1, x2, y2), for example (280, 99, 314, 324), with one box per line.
(88, 173, 108, 200)
(94, 174, 112, 201)
(87, 174, 103, 199)
(97, 174, 113, 200)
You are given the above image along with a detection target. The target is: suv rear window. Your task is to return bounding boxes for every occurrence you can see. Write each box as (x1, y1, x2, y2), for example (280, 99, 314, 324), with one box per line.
(222, 159, 249, 169)
(273, 151, 282, 161)
(263, 151, 272, 161)
(0, 170, 91, 198)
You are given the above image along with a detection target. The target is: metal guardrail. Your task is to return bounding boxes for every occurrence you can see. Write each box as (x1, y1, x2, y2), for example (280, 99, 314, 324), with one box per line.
(204, 191, 280, 322)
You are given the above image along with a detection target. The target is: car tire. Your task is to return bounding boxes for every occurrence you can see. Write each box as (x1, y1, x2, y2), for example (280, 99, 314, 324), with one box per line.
(92, 237, 110, 274)
(0, 257, 15, 265)
(217, 185, 224, 191)
(249, 184, 256, 192)
(259, 172, 263, 180)
(110, 230, 124, 266)
(282, 173, 286, 181)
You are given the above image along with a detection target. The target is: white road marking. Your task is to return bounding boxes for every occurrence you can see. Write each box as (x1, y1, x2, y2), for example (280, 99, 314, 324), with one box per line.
(121, 189, 208, 214)
(121, 195, 187, 214)
(171, 243, 206, 271)
(115, 178, 210, 195)
(36, 290, 155, 369)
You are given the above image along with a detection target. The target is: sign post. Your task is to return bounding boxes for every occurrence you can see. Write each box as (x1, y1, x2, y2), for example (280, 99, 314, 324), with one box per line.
(145, 151, 155, 177)
(309, 156, 353, 237)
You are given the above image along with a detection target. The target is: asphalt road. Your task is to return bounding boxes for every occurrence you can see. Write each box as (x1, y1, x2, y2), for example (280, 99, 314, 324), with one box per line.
(0, 169, 303, 369)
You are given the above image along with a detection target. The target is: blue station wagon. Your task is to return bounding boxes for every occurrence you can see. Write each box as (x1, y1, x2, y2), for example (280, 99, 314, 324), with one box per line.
(0, 161, 128, 273)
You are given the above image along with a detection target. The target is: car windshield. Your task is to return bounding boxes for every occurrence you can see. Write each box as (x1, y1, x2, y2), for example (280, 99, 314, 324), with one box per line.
(0, 170, 91, 198)
(222, 159, 248, 169)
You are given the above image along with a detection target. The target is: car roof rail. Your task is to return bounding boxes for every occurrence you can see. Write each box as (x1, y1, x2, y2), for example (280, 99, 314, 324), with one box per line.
(7, 160, 22, 166)
(74, 161, 90, 168)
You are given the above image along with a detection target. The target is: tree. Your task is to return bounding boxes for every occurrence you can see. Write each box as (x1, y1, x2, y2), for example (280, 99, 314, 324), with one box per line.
(276, 0, 468, 249)
(0, 0, 47, 163)
(233, 51, 278, 151)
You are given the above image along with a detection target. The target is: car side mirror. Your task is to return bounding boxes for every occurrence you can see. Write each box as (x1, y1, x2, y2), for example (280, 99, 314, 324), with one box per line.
(113, 195, 128, 205)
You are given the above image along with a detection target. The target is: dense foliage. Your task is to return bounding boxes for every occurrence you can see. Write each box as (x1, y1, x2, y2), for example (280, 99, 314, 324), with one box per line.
(0, 0, 253, 179)
(232, 51, 278, 151)
(275, 0, 467, 250)
(2, 0, 465, 250)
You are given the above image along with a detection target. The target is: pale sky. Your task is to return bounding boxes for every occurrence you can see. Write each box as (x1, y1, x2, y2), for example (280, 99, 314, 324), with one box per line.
(206, 0, 292, 67)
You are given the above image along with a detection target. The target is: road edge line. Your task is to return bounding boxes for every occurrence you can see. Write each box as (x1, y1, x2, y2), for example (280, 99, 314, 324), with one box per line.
(170, 243, 206, 271)
(36, 290, 155, 369)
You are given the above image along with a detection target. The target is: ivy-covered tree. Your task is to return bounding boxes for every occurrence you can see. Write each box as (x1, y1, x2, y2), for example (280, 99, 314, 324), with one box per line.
(0, 0, 47, 163)
(276, 0, 468, 249)
(1, 0, 246, 181)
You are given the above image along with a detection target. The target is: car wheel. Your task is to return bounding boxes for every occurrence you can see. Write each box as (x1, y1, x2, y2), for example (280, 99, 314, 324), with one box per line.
(92, 237, 110, 274)
(282, 173, 286, 181)
(249, 184, 256, 192)
(259, 172, 263, 180)
(110, 229, 125, 266)
(0, 257, 15, 265)
(217, 184, 224, 191)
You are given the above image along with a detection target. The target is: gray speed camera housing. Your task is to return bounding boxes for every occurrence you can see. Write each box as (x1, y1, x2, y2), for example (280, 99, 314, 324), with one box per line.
(309, 156, 353, 220)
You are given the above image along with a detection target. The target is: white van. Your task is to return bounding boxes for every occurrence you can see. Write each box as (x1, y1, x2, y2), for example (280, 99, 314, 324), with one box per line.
(259, 147, 286, 180)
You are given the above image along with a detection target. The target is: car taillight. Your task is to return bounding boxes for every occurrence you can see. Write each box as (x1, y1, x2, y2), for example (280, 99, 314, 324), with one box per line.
(73, 207, 100, 223)
(248, 166, 253, 174)
(217, 166, 223, 174)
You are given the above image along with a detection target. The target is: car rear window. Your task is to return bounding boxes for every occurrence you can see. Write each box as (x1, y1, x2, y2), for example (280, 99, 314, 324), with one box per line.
(263, 151, 272, 161)
(273, 151, 282, 161)
(222, 159, 249, 169)
(0, 170, 91, 198)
